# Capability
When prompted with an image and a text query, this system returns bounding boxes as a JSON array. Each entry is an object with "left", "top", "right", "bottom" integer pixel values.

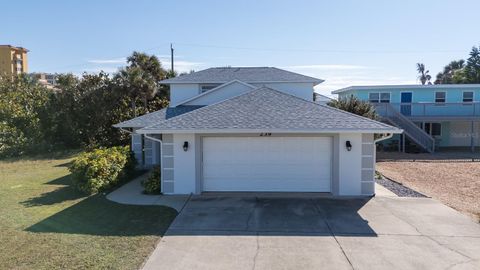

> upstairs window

[
  {"left": 463, "top": 91, "right": 474, "bottom": 103},
  {"left": 368, "top": 92, "right": 390, "bottom": 103},
  {"left": 368, "top": 93, "right": 380, "bottom": 103},
  {"left": 199, "top": 84, "right": 221, "bottom": 93},
  {"left": 380, "top": 93, "right": 390, "bottom": 103},
  {"left": 435, "top": 92, "right": 446, "bottom": 103}
]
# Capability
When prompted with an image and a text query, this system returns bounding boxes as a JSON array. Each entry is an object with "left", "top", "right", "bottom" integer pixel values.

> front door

[{"left": 400, "top": 92, "right": 412, "bottom": 116}]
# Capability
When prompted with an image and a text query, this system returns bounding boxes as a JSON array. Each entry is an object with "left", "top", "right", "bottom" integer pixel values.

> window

[
  {"left": 424, "top": 123, "right": 441, "bottom": 136},
  {"left": 463, "top": 91, "right": 474, "bottom": 102},
  {"left": 435, "top": 92, "right": 446, "bottom": 103},
  {"left": 200, "top": 84, "right": 221, "bottom": 93},
  {"left": 369, "top": 92, "right": 390, "bottom": 103},
  {"left": 380, "top": 93, "right": 390, "bottom": 103},
  {"left": 368, "top": 93, "right": 380, "bottom": 103}
]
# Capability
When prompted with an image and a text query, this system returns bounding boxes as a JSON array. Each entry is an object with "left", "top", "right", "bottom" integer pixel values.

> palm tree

[
  {"left": 434, "top": 60, "right": 465, "bottom": 84},
  {"left": 327, "top": 95, "right": 378, "bottom": 120},
  {"left": 416, "top": 63, "right": 432, "bottom": 85},
  {"left": 115, "top": 52, "right": 168, "bottom": 116}
]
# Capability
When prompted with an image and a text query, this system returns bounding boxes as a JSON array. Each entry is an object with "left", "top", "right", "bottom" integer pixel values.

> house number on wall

[{"left": 259, "top": 133, "right": 272, "bottom": 136}]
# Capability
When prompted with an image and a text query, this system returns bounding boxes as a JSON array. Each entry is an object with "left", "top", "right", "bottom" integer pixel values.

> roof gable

[
  {"left": 161, "top": 67, "right": 324, "bottom": 85},
  {"left": 175, "top": 80, "right": 256, "bottom": 106}
]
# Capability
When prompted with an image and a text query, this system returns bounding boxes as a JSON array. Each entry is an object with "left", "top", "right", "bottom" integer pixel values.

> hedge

[
  {"left": 142, "top": 165, "right": 161, "bottom": 194},
  {"left": 69, "top": 146, "right": 136, "bottom": 194}
]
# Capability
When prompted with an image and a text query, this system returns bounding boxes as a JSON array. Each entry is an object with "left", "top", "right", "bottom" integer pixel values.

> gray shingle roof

[
  {"left": 138, "top": 87, "right": 401, "bottom": 133},
  {"left": 113, "top": 106, "right": 203, "bottom": 128},
  {"left": 160, "top": 67, "right": 324, "bottom": 85}
]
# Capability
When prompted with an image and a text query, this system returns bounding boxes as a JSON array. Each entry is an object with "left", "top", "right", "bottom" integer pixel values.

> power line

[{"left": 173, "top": 42, "right": 464, "bottom": 54}]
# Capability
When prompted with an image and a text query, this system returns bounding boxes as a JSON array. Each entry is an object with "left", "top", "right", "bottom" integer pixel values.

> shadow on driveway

[{"left": 167, "top": 196, "right": 377, "bottom": 237}]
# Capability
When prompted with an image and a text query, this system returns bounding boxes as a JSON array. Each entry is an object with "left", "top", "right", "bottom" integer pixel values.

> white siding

[
  {"left": 337, "top": 133, "right": 362, "bottom": 196},
  {"left": 169, "top": 84, "right": 199, "bottom": 106},
  {"left": 173, "top": 133, "right": 197, "bottom": 194},
  {"left": 183, "top": 81, "right": 253, "bottom": 106}
]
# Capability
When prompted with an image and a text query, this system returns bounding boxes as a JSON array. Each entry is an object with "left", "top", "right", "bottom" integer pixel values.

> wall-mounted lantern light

[
  {"left": 346, "top": 141, "right": 352, "bottom": 151},
  {"left": 183, "top": 141, "right": 189, "bottom": 151}
]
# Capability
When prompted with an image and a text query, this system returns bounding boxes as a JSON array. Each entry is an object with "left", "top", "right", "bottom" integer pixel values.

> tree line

[
  {"left": 0, "top": 52, "right": 172, "bottom": 157},
  {"left": 417, "top": 45, "right": 480, "bottom": 85}
]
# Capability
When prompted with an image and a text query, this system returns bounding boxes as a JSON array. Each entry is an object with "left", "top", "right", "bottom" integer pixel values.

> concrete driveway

[{"left": 143, "top": 195, "right": 480, "bottom": 270}]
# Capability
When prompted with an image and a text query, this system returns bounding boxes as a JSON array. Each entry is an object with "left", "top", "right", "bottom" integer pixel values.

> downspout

[{"left": 144, "top": 134, "right": 164, "bottom": 193}]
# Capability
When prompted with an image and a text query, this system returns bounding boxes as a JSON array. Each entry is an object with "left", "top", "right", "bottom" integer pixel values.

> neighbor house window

[
  {"left": 424, "top": 123, "right": 441, "bottom": 136},
  {"left": 368, "top": 93, "right": 380, "bottom": 103},
  {"left": 463, "top": 91, "right": 474, "bottom": 102},
  {"left": 368, "top": 92, "right": 390, "bottom": 103},
  {"left": 199, "top": 84, "right": 221, "bottom": 93},
  {"left": 435, "top": 92, "right": 446, "bottom": 103},
  {"left": 380, "top": 93, "right": 390, "bottom": 103}
]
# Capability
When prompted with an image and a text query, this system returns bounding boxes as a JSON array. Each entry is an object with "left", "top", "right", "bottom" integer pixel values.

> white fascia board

[
  {"left": 164, "top": 80, "right": 324, "bottom": 85},
  {"left": 136, "top": 128, "right": 403, "bottom": 134},
  {"left": 172, "top": 80, "right": 256, "bottom": 107},
  {"left": 332, "top": 84, "right": 480, "bottom": 94}
]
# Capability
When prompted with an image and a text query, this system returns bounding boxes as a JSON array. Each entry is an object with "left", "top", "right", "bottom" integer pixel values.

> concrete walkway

[
  {"left": 142, "top": 194, "right": 480, "bottom": 270},
  {"left": 106, "top": 174, "right": 189, "bottom": 212}
]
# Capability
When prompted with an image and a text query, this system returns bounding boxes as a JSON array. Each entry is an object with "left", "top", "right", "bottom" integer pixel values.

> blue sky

[{"left": 2, "top": 0, "right": 479, "bottom": 95}]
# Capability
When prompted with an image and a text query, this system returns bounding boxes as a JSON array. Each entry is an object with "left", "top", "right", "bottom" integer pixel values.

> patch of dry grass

[{"left": 376, "top": 152, "right": 480, "bottom": 222}]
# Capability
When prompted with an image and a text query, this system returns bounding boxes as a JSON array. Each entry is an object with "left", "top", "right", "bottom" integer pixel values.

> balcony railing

[{"left": 372, "top": 102, "right": 480, "bottom": 118}]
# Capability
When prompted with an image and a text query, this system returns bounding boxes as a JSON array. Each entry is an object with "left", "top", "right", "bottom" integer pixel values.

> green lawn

[{"left": 0, "top": 153, "right": 177, "bottom": 270}]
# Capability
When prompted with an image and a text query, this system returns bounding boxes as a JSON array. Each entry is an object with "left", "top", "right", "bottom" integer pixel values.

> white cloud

[
  {"left": 284, "top": 64, "right": 416, "bottom": 97},
  {"left": 285, "top": 64, "right": 371, "bottom": 70},
  {"left": 83, "top": 66, "right": 121, "bottom": 74}
]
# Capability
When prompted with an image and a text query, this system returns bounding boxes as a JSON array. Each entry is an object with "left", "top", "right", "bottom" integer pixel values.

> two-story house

[
  {"left": 332, "top": 84, "right": 480, "bottom": 152},
  {"left": 115, "top": 67, "right": 400, "bottom": 196}
]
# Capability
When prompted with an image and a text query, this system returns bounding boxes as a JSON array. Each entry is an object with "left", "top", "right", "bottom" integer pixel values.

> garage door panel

[{"left": 203, "top": 137, "right": 332, "bottom": 192}]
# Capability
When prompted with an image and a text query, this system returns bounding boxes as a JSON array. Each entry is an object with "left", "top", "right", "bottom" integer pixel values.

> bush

[
  {"left": 69, "top": 146, "right": 136, "bottom": 194},
  {"left": 142, "top": 165, "right": 161, "bottom": 194}
]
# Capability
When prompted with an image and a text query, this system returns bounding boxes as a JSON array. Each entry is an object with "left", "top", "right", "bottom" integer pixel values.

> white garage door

[{"left": 202, "top": 137, "right": 332, "bottom": 192}]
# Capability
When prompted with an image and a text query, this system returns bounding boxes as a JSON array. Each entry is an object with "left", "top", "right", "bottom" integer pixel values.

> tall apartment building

[{"left": 0, "top": 45, "right": 29, "bottom": 76}]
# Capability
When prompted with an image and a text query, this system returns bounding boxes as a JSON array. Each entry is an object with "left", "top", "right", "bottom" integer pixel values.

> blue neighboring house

[{"left": 332, "top": 84, "right": 480, "bottom": 153}]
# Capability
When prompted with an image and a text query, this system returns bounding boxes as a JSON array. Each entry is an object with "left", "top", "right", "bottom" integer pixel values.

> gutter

[
  {"left": 136, "top": 128, "right": 403, "bottom": 135},
  {"left": 374, "top": 133, "right": 394, "bottom": 143},
  {"left": 118, "top": 127, "right": 133, "bottom": 134}
]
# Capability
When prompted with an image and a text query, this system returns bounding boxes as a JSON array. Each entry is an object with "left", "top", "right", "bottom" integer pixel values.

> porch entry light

[
  {"left": 346, "top": 141, "right": 352, "bottom": 151},
  {"left": 183, "top": 141, "right": 189, "bottom": 151}
]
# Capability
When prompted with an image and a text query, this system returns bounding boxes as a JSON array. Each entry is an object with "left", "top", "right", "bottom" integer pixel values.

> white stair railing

[{"left": 375, "top": 103, "right": 435, "bottom": 152}]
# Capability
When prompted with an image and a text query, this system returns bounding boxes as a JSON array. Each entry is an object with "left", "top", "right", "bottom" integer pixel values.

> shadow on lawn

[
  {"left": 21, "top": 175, "right": 84, "bottom": 207},
  {"left": 25, "top": 194, "right": 177, "bottom": 236},
  {"left": 23, "top": 174, "right": 177, "bottom": 236}
]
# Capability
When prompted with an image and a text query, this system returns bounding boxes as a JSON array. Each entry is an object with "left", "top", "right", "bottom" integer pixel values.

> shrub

[
  {"left": 142, "top": 165, "right": 161, "bottom": 194},
  {"left": 69, "top": 146, "right": 136, "bottom": 194}
]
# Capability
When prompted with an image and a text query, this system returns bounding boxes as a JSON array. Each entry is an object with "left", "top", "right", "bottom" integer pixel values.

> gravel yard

[{"left": 376, "top": 152, "right": 480, "bottom": 222}]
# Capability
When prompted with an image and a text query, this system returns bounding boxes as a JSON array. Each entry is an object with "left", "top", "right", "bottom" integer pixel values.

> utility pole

[{"left": 170, "top": 43, "right": 174, "bottom": 73}]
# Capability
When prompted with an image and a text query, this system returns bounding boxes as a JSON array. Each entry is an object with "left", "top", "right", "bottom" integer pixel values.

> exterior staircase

[{"left": 375, "top": 103, "right": 435, "bottom": 153}]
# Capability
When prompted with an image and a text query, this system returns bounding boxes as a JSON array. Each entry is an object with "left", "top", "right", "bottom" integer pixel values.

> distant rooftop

[
  {"left": 0, "top": 45, "right": 29, "bottom": 52},
  {"left": 160, "top": 67, "right": 324, "bottom": 85},
  {"left": 332, "top": 84, "right": 480, "bottom": 94}
]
